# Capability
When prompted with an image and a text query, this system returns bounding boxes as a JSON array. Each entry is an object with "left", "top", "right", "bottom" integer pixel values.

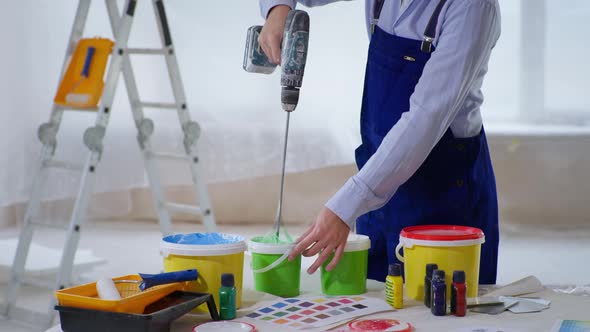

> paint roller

[
  {"left": 96, "top": 278, "right": 123, "bottom": 300},
  {"left": 96, "top": 269, "right": 198, "bottom": 300},
  {"left": 65, "top": 45, "right": 96, "bottom": 105}
]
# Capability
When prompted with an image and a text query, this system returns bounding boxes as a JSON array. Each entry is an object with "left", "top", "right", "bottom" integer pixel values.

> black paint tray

[{"left": 55, "top": 291, "right": 220, "bottom": 332}]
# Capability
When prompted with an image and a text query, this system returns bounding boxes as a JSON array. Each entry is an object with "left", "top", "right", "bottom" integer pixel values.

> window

[{"left": 482, "top": 0, "right": 590, "bottom": 126}]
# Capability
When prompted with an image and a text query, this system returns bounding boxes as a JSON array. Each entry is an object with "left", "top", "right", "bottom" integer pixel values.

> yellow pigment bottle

[{"left": 385, "top": 263, "right": 403, "bottom": 309}]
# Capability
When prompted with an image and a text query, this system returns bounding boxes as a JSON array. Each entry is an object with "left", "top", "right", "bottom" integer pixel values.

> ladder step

[
  {"left": 126, "top": 48, "right": 168, "bottom": 55},
  {"left": 139, "top": 102, "right": 177, "bottom": 109},
  {"left": 165, "top": 203, "right": 202, "bottom": 216},
  {"left": 151, "top": 152, "right": 188, "bottom": 161},
  {"left": 56, "top": 105, "right": 99, "bottom": 112},
  {"left": 44, "top": 160, "right": 85, "bottom": 171},
  {"left": 30, "top": 220, "right": 69, "bottom": 230}
]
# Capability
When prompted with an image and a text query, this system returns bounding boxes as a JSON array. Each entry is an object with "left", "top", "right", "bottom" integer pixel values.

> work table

[{"left": 175, "top": 282, "right": 590, "bottom": 331}]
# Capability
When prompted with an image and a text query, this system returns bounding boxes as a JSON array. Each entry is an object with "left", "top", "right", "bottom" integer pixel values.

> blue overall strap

[
  {"left": 421, "top": 0, "right": 448, "bottom": 53},
  {"left": 371, "top": 0, "right": 386, "bottom": 34}
]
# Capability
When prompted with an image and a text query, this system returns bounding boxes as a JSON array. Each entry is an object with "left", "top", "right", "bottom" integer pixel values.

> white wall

[
  {"left": 0, "top": 0, "right": 368, "bottom": 208},
  {"left": 0, "top": 2, "right": 33, "bottom": 207}
]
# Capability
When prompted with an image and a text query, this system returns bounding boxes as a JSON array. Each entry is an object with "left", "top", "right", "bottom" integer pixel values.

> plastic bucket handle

[
  {"left": 395, "top": 242, "right": 405, "bottom": 263},
  {"left": 396, "top": 236, "right": 485, "bottom": 263},
  {"left": 251, "top": 248, "right": 292, "bottom": 274}
]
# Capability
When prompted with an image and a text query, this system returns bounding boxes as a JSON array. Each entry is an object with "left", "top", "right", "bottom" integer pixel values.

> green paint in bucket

[
  {"left": 248, "top": 236, "right": 301, "bottom": 298},
  {"left": 321, "top": 234, "right": 370, "bottom": 295}
]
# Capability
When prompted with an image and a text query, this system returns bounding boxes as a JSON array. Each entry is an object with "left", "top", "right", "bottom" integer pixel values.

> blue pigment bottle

[
  {"left": 424, "top": 263, "right": 438, "bottom": 308},
  {"left": 219, "top": 273, "right": 236, "bottom": 320},
  {"left": 431, "top": 269, "right": 447, "bottom": 316}
]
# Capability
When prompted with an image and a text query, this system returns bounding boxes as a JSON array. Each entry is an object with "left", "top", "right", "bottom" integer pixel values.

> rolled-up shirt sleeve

[
  {"left": 326, "top": 0, "right": 501, "bottom": 228},
  {"left": 260, "top": 0, "right": 345, "bottom": 18},
  {"left": 260, "top": 0, "right": 296, "bottom": 18}
]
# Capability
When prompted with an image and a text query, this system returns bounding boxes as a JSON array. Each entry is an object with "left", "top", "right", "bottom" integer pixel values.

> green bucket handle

[{"left": 252, "top": 248, "right": 292, "bottom": 274}]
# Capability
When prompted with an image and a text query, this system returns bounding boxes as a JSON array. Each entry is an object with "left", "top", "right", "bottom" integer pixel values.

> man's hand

[
  {"left": 259, "top": 5, "right": 291, "bottom": 64},
  {"left": 288, "top": 207, "right": 350, "bottom": 274}
]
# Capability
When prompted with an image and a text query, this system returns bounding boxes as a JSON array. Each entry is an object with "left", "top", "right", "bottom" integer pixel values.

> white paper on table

[
  {"left": 499, "top": 296, "right": 551, "bottom": 314},
  {"left": 485, "top": 276, "right": 544, "bottom": 297},
  {"left": 470, "top": 298, "right": 519, "bottom": 315}
]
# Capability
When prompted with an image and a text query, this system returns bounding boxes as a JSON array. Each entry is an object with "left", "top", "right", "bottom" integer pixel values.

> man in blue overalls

[{"left": 259, "top": 0, "right": 500, "bottom": 284}]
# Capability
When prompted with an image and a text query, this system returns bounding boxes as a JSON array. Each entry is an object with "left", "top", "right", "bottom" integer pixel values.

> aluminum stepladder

[{"left": 2, "top": 0, "right": 216, "bottom": 328}]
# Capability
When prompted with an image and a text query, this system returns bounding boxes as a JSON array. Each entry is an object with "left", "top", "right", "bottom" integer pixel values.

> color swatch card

[
  {"left": 550, "top": 320, "right": 590, "bottom": 332},
  {"left": 456, "top": 328, "right": 520, "bottom": 332},
  {"left": 243, "top": 296, "right": 393, "bottom": 330}
]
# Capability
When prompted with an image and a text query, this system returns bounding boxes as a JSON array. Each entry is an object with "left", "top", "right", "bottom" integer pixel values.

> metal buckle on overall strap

[
  {"left": 421, "top": 36, "right": 434, "bottom": 53},
  {"left": 421, "top": 0, "right": 448, "bottom": 53},
  {"left": 371, "top": 18, "right": 379, "bottom": 34}
]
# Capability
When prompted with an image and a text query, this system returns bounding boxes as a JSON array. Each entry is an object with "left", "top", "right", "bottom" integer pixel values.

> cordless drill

[
  {"left": 244, "top": 9, "right": 310, "bottom": 111},
  {"left": 243, "top": 10, "right": 310, "bottom": 235}
]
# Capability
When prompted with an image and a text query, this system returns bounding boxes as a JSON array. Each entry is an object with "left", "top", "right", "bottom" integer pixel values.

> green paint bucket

[
  {"left": 321, "top": 234, "right": 371, "bottom": 295},
  {"left": 248, "top": 236, "right": 301, "bottom": 297}
]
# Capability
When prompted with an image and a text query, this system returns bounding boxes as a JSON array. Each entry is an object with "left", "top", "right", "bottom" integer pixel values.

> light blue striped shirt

[{"left": 260, "top": 0, "right": 501, "bottom": 228}]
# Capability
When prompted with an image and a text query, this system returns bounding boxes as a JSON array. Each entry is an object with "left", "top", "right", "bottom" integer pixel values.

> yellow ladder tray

[{"left": 54, "top": 37, "right": 114, "bottom": 109}]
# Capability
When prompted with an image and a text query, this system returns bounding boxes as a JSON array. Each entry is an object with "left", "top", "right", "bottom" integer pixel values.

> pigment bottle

[
  {"left": 385, "top": 263, "right": 404, "bottom": 309},
  {"left": 219, "top": 273, "right": 237, "bottom": 320},
  {"left": 431, "top": 269, "right": 447, "bottom": 316},
  {"left": 451, "top": 270, "right": 467, "bottom": 316},
  {"left": 424, "top": 263, "right": 438, "bottom": 308}
]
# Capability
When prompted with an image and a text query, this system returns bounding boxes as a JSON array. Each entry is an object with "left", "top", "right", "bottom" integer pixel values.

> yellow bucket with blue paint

[
  {"left": 160, "top": 233, "right": 246, "bottom": 312},
  {"left": 395, "top": 225, "right": 485, "bottom": 300}
]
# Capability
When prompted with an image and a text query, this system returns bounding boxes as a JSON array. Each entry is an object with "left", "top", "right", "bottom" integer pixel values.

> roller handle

[
  {"left": 138, "top": 269, "right": 198, "bottom": 291},
  {"left": 81, "top": 46, "right": 96, "bottom": 77}
]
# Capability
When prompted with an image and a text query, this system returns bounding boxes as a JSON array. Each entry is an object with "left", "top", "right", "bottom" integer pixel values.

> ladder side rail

[
  {"left": 3, "top": 0, "right": 93, "bottom": 318},
  {"left": 105, "top": 0, "right": 173, "bottom": 235},
  {"left": 51, "top": 0, "right": 139, "bottom": 324},
  {"left": 151, "top": 0, "right": 216, "bottom": 231}
]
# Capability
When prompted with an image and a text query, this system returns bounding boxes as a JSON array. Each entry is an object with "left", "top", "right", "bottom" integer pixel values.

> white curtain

[
  {"left": 1, "top": 0, "right": 589, "bottom": 213},
  {"left": 0, "top": 0, "right": 367, "bottom": 212}
]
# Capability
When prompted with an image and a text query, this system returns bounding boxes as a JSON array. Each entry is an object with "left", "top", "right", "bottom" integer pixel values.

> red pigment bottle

[{"left": 450, "top": 270, "right": 466, "bottom": 317}]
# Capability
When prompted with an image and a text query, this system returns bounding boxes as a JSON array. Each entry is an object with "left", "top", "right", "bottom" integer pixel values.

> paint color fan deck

[{"left": 243, "top": 296, "right": 393, "bottom": 330}]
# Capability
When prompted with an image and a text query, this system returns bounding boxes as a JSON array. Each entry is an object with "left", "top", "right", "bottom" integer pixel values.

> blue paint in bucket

[
  {"left": 163, "top": 233, "right": 243, "bottom": 245},
  {"left": 160, "top": 233, "right": 247, "bottom": 312}
]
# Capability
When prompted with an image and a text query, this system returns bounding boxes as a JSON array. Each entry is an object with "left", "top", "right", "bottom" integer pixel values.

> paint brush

[{"left": 96, "top": 269, "right": 198, "bottom": 300}]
